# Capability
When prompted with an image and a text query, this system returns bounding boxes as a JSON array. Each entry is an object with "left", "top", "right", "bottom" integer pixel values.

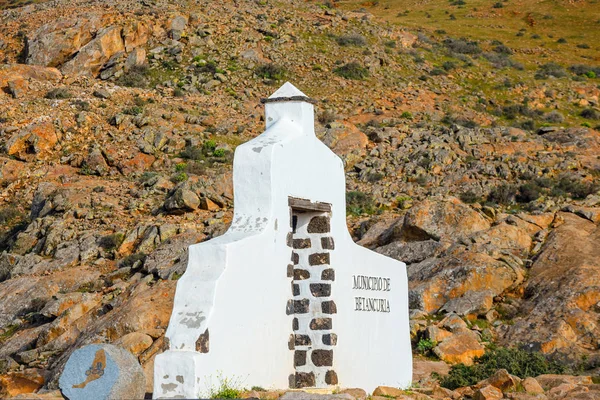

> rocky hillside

[{"left": 0, "top": 0, "right": 599, "bottom": 398}]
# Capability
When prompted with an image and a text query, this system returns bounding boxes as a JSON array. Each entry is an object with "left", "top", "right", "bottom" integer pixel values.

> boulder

[
  {"left": 59, "top": 344, "right": 145, "bottom": 400},
  {"left": 0, "top": 64, "right": 62, "bottom": 87},
  {"left": 0, "top": 368, "right": 46, "bottom": 398},
  {"left": 26, "top": 15, "right": 103, "bottom": 67},
  {"left": 114, "top": 332, "right": 154, "bottom": 357},
  {"left": 473, "top": 385, "right": 503, "bottom": 400},
  {"left": 534, "top": 374, "right": 593, "bottom": 390},
  {"left": 339, "top": 388, "right": 367, "bottom": 399},
  {"left": 433, "top": 330, "right": 485, "bottom": 365},
  {"left": 376, "top": 239, "right": 444, "bottom": 265},
  {"left": 0, "top": 157, "right": 26, "bottom": 186},
  {"left": 125, "top": 47, "right": 146, "bottom": 70},
  {"left": 61, "top": 25, "right": 125, "bottom": 77},
  {"left": 409, "top": 249, "right": 522, "bottom": 314},
  {"left": 143, "top": 230, "right": 204, "bottom": 279},
  {"left": 123, "top": 21, "right": 150, "bottom": 52},
  {"left": 168, "top": 14, "right": 188, "bottom": 40},
  {"left": 521, "top": 377, "right": 544, "bottom": 394},
  {"left": 84, "top": 147, "right": 110, "bottom": 176},
  {"left": 401, "top": 197, "right": 490, "bottom": 242},
  {"left": 474, "top": 369, "right": 521, "bottom": 392},
  {"left": 412, "top": 360, "right": 450, "bottom": 383},
  {"left": 321, "top": 121, "right": 368, "bottom": 169},
  {"left": 498, "top": 213, "right": 600, "bottom": 363},
  {"left": 372, "top": 386, "right": 405, "bottom": 397},
  {"left": 6, "top": 118, "right": 59, "bottom": 161},
  {"left": 164, "top": 184, "right": 200, "bottom": 212}
]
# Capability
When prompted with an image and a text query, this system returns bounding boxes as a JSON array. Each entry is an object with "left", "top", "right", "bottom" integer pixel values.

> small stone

[
  {"left": 309, "top": 253, "right": 330, "bottom": 265},
  {"left": 321, "top": 300, "right": 337, "bottom": 314},
  {"left": 293, "top": 372, "right": 315, "bottom": 388},
  {"left": 307, "top": 216, "right": 330, "bottom": 233},
  {"left": 321, "top": 268, "right": 335, "bottom": 281},
  {"left": 311, "top": 349, "right": 333, "bottom": 366},
  {"left": 310, "top": 283, "right": 331, "bottom": 297},
  {"left": 293, "top": 238, "right": 311, "bottom": 249},
  {"left": 325, "top": 370, "right": 338, "bottom": 385},
  {"left": 309, "top": 318, "right": 332, "bottom": 330},
  {"left": 292, "top": 283, "right": 300, "bottom": 296},
  {"left": 322, "top": 333, "right": 337, "bottom": 346},
  {"left": 293, "top": 299, "right": 309, "bottom": 313},
  {"left": 293, "top": 269, "right": 310, "bottom": 280},
  {"left": 321, "top": 237, "right": 335, "bottom": 250},
  {"left": 294, "top": 351, "right": 306, "bottom": 367},
  {"left": 93, "top": 89, "right": 111, "bottom": 99},
  {"left": 294, "top": 335, "right": 311, "bottom": 346}
]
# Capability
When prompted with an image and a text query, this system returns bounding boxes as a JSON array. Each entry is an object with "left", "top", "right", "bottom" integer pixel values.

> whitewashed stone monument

[{"left": 153, "top": 83, "right": 412, "bottom": 399}]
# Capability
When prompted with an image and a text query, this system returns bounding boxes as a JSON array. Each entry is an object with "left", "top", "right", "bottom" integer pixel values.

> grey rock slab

[{"left": 59, "top": 344, "right": 145, "bottom": 400}]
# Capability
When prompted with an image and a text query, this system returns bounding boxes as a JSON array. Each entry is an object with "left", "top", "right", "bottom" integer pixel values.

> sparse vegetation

[
  {"left": 44, "top": 88, "right": 72, "bottom": 99},
  {"left": 335, "top": 33, "right": 367, "bottom": 47},
  {"left": 255, "top": 63, "right": 286, "bottom": 81},
  {"left": 333, "top": 62, "right": 369, "bottom": 80},
  {"left": 346, "top": 191, "right": 377, "bottom": 215},
  {"left": 439, "top": 347, "right": 566, "bottom": 390}
]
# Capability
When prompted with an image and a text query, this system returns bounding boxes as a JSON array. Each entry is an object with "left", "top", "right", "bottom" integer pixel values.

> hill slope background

[{"left": 0, "top": 0, "right": 599, "bottom": 397}]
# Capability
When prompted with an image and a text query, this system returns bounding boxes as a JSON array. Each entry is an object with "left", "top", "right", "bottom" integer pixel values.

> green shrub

[
  {"left": 116, "top": 65, "right": 150, "bottom": 88},
  {"left": 123, "top": 106, "right": 144, "bottom": 116},
  {"left": 255, "top": 63, "right": 286, "bottom": 80},
  {"left": 334, "top": 62, "right": 369, "bottom": 80},
  {"left": 416, "top": 338, "right": 437, "bottom": 355},
  {"left": 118, "top": 253, "right": 147, "bottom": 269},
  {"left": 580, "top": 108, "right": 600, "bottom": 120},
  {"left": 401, "top": 111, "right": 413, "bottom": 119},
  {"left": 171, "top": 172, "right": 188, "bottom": 183},
  {"left": 551, "top": 176, "right": 599, "bottom": 199},
  {"left": 0, "top": 205, "right": 21, "bottom": 225},
  {"left": 543, "top": 111, "right": 564, "bottom": 123},
  {"left": 45, "top": 88, "right": 72, "bottom": 99},
  {"left": 460, "top": 190, "right": 481, "bottom": 204},
  {"left": 516, "top": 182, "right": 542, "bottom": 203},
  {"left": 346, "top": 191, "right": 377, "bottom": 215},
  {"left": 213, "top": 148, "right": 226, "bottom": 157},
  {"left": 208, "top": 376, "right": 244, "bottom": 399},
  {"left": 443, "top": 38, "right": 481, "bottom": 54},
  {"left": 99, "top": 233, "right": 124, "bottom": 251},
  {"left": 439, "top": 347, "right": 566, "bottom": 390},
  {"left": 318, "top": 110, "right": 337, "bottom": 125},
  {"left": 488, "top": 183, "right": 517, "bottom": 205},
  {"left": 535, "top": 62, "right": 567, "bottom": 79},
  {"left": 336, "top": 33, "right": 367, "bottom": 46}
]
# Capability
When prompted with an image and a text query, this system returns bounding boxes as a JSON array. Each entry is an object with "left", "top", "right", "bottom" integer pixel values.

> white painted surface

[{"left": 153, "top": 83, "right": 412, "bottom": 399}]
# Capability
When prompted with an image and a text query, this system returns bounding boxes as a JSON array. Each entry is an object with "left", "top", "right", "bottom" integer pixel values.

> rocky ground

[{"left": 0, "top": 0, "right": 599, "bottom": 398}]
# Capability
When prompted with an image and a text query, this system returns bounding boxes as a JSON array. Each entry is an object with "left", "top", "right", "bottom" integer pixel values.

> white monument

[{"left": 153, "top": 83, "right": 412, "bottom": 399}]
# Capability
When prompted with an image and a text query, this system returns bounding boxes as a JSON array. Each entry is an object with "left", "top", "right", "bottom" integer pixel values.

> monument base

[{"left": 154, "top": 350, "right": 202, "bottom": 399}]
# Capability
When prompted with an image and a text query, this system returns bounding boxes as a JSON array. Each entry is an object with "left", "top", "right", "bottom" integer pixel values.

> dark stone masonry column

[{"left": 287, "top": 210, "right": 337, "bottom": 388}]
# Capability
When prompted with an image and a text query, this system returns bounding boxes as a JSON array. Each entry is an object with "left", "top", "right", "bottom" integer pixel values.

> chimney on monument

[{"left": 262, "top": 82, "right": 316, "bottom": 135}]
